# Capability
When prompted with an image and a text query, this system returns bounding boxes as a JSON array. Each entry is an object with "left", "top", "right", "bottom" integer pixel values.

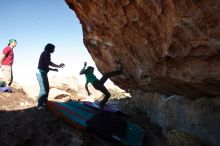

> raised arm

[{"left": 79, "top": 61, "right": 87, "bottom": 75}]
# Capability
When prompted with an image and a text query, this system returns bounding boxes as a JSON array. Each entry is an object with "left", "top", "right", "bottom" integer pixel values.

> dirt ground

[{"left": 0, "top": 88, "right": 167, "bottom": 146}]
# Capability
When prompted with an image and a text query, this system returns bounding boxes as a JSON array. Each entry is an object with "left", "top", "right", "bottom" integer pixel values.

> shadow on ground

[{"left": 0, "top": 90, "right": 168, "bottom": 146}]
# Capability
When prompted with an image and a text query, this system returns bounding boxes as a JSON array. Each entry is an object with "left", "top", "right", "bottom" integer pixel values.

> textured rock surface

[
  {"left": 130, "top": 90, "right": 220, "bottom": 146},
  {"left": 65, "top": 1, "right": 220, "bottom": 145},
  {"left": 65, "top": 0, "right": 220, "bottom": 98}
]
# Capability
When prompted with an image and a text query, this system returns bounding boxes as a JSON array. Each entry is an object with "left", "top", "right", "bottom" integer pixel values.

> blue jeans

[{"left": 36, "top": 71, "right": 49, "bottom": 107}]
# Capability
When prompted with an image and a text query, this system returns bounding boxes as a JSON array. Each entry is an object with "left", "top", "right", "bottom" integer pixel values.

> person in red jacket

[{"left": 0, "top": 39, "right": 17, "bottom": 86}]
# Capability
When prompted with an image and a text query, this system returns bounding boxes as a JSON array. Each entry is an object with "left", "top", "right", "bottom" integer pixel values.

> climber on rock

[{"left": 80, "top": 61, "right": 123, "bottom": 109}]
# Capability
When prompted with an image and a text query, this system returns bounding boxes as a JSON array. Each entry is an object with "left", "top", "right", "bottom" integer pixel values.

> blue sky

[{"left": 0, "top": 0, "right": 99, "bottom": 84}]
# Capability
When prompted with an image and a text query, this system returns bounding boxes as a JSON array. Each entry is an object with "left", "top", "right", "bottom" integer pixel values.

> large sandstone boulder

[
  {"left": 65, "top": 1, "right": 220, "bottom": 145},
  {"left": 65, "top": 0, "right": 220, "bottom": 98}
]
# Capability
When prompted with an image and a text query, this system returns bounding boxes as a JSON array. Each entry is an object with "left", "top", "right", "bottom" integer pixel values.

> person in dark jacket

[
  {"left": 80, "top": 61, "right": 123, "bottom": 109},
  {"left": 36, "top": 43, "right": 65, "bottom": 110}
]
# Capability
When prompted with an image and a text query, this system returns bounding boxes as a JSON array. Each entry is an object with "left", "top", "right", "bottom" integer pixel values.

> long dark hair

[{"left": 44, "top": 43, "right": 55, "bottom": 53}]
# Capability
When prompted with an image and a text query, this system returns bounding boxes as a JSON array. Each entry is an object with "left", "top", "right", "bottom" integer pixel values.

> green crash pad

[{"left": 47, "top": 100, "right": 145, "bottom": 146}]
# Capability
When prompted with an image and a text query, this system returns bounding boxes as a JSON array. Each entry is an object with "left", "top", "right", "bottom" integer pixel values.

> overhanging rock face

[{"left": 65, "top": 0, "right": 220, "bottom": 98}]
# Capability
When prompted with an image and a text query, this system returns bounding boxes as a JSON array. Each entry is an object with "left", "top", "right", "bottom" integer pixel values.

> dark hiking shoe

[
  {"left": 115, "top": 60, "right": 123, "bottom": 74},
  {"left": 38, "top": 106, "right": 45, "bottom": 110},
  {"left": 37, "top": 104, "right": 46, "bottom": 110},
  {"left": 119, "top": 64, "right": 123, "bottom": 74}
]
